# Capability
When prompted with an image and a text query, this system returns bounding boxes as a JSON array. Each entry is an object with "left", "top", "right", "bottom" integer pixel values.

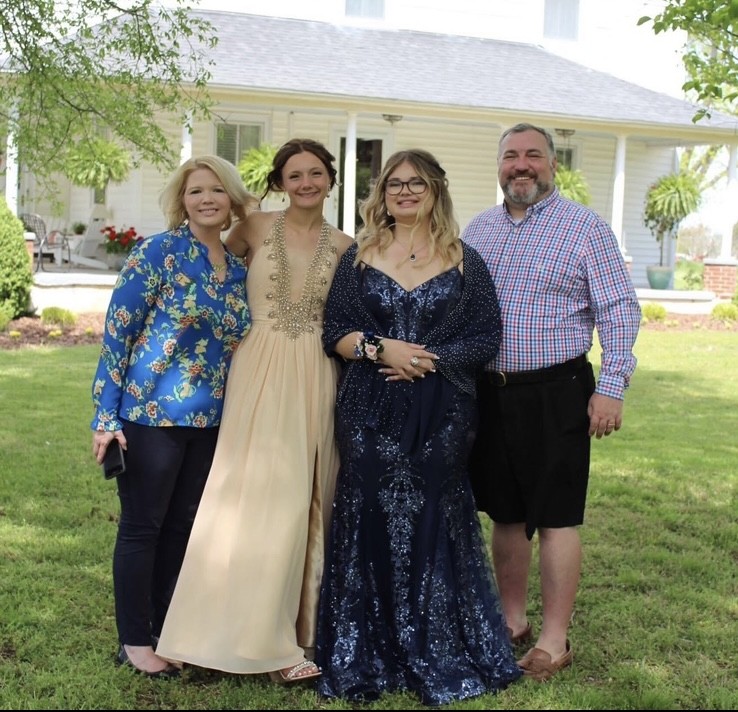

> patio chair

[
  {"left": 66, "top": 208, "right": 109, "bottom": 270},
  {"left": 21, "top": 213, "right": 72, "bottom": 272}
]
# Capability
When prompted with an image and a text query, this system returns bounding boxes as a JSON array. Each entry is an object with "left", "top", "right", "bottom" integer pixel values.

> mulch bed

[
  {"left": 0, "top": 311, "right": 735, "bottom": 350},
  {"left": 0, "top": 312, "right": 106, "bottom": 349}
]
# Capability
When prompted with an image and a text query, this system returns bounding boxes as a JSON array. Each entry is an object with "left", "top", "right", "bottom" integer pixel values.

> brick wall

[{"left": 703, "top": 260, "right": 737, "bottom": 299}]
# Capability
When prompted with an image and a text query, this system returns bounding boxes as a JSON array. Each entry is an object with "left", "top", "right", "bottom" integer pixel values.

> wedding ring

[{"left": 410, "top": 356, "right": 420, "bottom": 367}]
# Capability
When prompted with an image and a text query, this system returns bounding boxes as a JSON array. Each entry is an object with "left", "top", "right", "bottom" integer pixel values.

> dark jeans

[{"left": 113, "top": 420, "right": 218, "bottom": 646}]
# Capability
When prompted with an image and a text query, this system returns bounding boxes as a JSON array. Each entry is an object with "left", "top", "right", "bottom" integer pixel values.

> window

[
  {"left": 345, "top": 0, "right": 384, "bottom": 19},
  {"left": 556, "top": 147, "right": 574, "bottom": 169},
  {"left": 215, "top": 123, "right": 262, "bottom": 165},
  {"left": 544, "top": 0, "right": 579, "bottom": 40}
]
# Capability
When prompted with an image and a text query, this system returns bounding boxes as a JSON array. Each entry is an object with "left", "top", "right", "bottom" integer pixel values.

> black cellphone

[{"left": 102, "top": 441, "right": 126, "bottom": 480}]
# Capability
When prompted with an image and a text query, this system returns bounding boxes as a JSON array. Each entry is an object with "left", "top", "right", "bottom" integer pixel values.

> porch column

[
  {"left": 610, "top": 134, "right": 626, "bottom": 251},
  {"left": 612, "top": 134, "right": 632, "bottom": 271},
  {"left": 342, "top": 112, "right": 358, "bottom": 238},
  {"left": 180, "top": 112, "right": 193, "bottom": 164}
]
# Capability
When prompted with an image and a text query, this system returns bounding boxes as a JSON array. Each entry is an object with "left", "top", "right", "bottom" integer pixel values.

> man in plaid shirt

[{"left": 463, "top": 122, "right": 641, "bottom": 682}]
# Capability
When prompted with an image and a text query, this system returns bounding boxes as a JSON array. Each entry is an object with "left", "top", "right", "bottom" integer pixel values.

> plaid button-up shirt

[{"left": 462, "top": 189, "right": 640, "bottom": 400}]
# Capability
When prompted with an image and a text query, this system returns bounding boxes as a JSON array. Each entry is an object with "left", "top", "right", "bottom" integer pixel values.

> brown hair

[{"left": 262, "top": 138, "right": 338, "bottom": 201}]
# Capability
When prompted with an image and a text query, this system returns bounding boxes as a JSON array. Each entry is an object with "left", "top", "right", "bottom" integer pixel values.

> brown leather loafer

[
  {"left": 517, "top": 639, "right": 573, "bottom": 681},
  {"left": 506, "top": 622, "right": 533, "bottom": 648}
]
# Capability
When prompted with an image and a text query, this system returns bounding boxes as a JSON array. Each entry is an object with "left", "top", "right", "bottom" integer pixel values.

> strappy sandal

[{"left": 268, "top": 659, "right": 321, "bottom": 684}]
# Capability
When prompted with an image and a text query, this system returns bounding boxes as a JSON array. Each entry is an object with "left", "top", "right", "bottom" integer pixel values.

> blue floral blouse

[{"left": 91, "top": 225, "right": 251, "bottom": 432}]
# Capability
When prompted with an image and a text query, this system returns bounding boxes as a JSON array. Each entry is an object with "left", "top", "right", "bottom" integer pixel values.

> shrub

[
  {"left": 0, "top": 300, "right": 15, "bottom": 331},
  {"left": 41, "top": 306, "right": 77, "bottom": 328},
  {"left": 641, "top": 302, "right": 668, "bottom": 322},
  {"left": 711, "top": 303, "right": 738, "bottom": 323},
  {"left": 0, "top": 197, "right": 33, "bottom": 318}
]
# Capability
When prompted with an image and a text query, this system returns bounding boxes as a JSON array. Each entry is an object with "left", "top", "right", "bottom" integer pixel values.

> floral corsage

[{"left": 354, "top": 331, "right": 384, "bottom": 361}]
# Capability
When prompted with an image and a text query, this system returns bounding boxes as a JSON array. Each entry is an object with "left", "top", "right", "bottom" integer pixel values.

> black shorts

[{"left": 468, "top": 358, "right": 595, "bottom": 540}]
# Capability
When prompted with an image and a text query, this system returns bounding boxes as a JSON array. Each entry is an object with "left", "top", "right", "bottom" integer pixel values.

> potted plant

[
  {"left": 238, "top": 143, "right": 278, "bottom": 197},
  {"left": 643, "top": 172, "right": 702, "bottom": 289},
  {"left": 71, "top": 221, "right": 87, "bottom": 235},
  {"left": 100, "top": 225, "right": 142, "bottom": 270},
  {"left": 62, "top": 138, "right": 132, "bottom": 193},
  {"left": 555, "top": 166, "right": 591, "bottom": 205}
]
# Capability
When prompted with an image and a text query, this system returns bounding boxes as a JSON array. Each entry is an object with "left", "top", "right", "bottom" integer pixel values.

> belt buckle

[{"left": 493, "top": 370, "right": 507, "bottom": 387}]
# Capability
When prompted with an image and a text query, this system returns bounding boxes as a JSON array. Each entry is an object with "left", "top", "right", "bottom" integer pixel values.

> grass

[{"left": 0, "top": 332, "right": 737, "bottom": 710}]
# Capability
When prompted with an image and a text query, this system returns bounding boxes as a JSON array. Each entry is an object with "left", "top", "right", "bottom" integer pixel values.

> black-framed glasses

[{"left": 385, "top": 178, "right": 428, "bottom": 195}]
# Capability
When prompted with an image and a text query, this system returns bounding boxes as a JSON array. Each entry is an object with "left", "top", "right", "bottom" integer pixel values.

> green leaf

[{"left": 237, "top": 144, "right": 278, "bottom": 195}]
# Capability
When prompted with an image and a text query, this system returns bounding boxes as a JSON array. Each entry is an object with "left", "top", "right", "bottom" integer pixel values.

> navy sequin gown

[{"left": 316, "top": 254, "right": 522, "bottom": 706}]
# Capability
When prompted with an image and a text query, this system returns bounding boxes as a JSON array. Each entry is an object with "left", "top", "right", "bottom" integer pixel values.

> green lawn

[{"left": 0, "top": 331, "right": 736, "bottom": 710}]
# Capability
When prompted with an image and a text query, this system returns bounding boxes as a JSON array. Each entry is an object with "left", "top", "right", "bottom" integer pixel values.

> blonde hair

[
  {"left": 354, "top": 149, "right": 461, "bottom": 266},
  {"left": 159, "top": 155, "right": 259, "bottom": 231}
]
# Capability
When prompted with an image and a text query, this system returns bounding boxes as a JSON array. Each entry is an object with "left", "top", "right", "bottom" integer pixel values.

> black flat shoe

[{"left": 115, "top": 645, "right": 180, "bottom": 679}]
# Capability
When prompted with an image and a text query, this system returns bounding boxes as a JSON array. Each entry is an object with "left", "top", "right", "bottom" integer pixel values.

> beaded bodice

[{"left": 262, "top": 211, "right": 338, "bottom": 339}]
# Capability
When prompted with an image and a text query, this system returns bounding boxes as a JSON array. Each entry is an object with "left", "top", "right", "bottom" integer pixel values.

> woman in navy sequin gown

[{"left": 316, "top": 150, "right": 522, "bottom": 706}]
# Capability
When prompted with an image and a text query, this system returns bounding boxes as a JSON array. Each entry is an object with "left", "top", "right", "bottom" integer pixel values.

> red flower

[{"left": 101, "top": 225, "right": 143, "bottom": 254}]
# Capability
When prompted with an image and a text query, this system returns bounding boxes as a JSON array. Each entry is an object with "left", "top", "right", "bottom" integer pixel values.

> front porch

[
  {"left": 29, "top": 265, "right": 725, "bottom": 316},
  {"left": 31, "top": 265, "right": 119, "bottom": 314}
]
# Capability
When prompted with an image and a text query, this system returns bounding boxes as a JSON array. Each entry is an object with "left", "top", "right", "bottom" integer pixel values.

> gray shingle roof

[{"left": 196, "top": 11, "right": 738, "bottom": 135}]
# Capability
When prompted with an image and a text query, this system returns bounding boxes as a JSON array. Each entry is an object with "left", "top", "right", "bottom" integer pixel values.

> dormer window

[
  {"left": 346, "top": 0, "right": 384, "bottom": 19},
  {"left": 544, "top": 0, "right": 579, "bottom": 40}
]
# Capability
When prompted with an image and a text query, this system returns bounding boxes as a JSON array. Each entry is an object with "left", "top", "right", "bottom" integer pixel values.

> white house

[{"left": 11, "top": 1, "right": 738, "bottom": 289}]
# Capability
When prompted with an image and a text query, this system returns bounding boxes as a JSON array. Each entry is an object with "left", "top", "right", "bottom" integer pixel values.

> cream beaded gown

[{"left": 156, "top": 212, "right": 341, "bottom": 673}]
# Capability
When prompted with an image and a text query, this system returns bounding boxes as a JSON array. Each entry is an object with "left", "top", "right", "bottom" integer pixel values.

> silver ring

[{"left": 410, "top": 356, "right": 420, "bottom": 367}]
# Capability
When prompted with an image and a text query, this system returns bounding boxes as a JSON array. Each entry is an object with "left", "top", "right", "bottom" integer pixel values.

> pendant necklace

[{"left": 395, "top": 233, "right": 422, "bottom": 262}]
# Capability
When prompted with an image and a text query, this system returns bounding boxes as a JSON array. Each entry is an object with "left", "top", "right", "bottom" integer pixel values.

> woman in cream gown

[{"left": 156, "top": 139, "right": 352, "bottom": 682}]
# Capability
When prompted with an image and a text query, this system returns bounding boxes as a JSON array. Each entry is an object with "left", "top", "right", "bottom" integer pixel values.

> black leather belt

[{"left": 485, "top": 355, "right": 588, "bottom": 387}]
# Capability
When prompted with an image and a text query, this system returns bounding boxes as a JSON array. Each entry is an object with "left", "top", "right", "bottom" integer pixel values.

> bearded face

[
  {"left": 501, "top": 172, "right": 554, "bottom": 206},
  {"left": 497, "top": 130, "right": 557, "bottom": 209}
]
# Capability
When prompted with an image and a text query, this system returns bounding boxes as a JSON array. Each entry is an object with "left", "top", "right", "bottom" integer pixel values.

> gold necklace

[
  {"left": 212, "top": 262, "right": 227, "bottom": 272},
  {"left": 265, "top": 211, "right": 337, "bottom": 339}
]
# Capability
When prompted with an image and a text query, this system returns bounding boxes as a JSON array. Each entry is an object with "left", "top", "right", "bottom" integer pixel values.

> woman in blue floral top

[{"left": 91, "top": 155, "right": 258, "bottom": 677}]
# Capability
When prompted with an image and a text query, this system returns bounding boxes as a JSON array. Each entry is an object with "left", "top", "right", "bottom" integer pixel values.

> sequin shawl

[{"left": 322, "top": 242, "right": 502, "bottom": 396}]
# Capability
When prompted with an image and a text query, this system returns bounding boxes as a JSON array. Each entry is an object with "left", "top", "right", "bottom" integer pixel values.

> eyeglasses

[{"left": 385, "top": 178, "right": 428, "bottom": 195}]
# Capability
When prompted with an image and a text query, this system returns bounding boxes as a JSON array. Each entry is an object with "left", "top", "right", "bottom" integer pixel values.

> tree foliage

[
  {"left": 0, "top": 0, "right": 218, "bottom": 189},
  {"left": 638, "top": 0, "right": 738, "bottom": 121}
]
